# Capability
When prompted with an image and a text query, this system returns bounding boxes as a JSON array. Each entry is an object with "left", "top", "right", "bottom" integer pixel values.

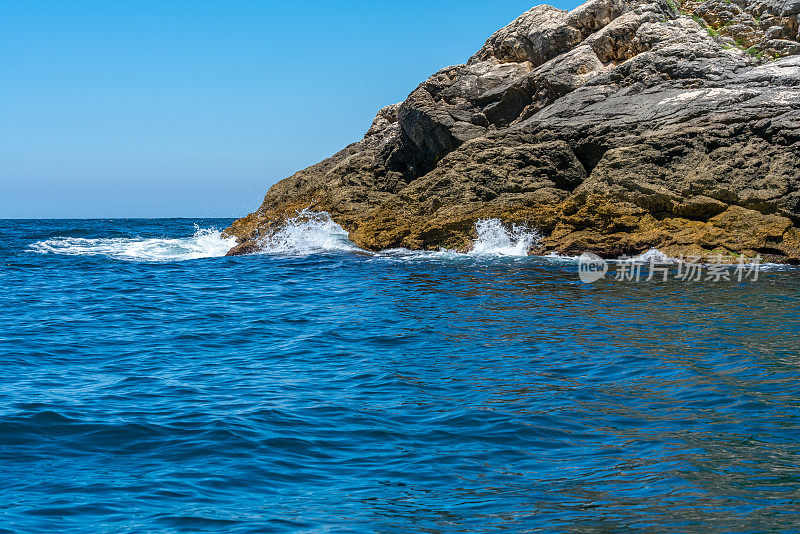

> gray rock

[
  {"left": 780, "top": 0, "right": 800, "bottom": 16},
  {"left": 226, "top": 0, "right": 800, "bottom": 262}
]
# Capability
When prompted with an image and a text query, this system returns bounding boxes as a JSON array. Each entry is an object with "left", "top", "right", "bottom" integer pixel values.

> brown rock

[{"left": 225, "top": 0, "right": 800, "bottom": 263}]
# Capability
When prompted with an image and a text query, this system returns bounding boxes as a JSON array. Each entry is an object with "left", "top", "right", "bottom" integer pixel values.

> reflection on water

[
  {"left": 365, "top": 259, "right": 800, "bottom": 531},
  {"left": 1, "top": 219, "right": 799, "bottom": 533}
]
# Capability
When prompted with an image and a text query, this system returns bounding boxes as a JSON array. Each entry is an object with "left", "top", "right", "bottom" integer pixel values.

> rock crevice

[{"left": 226, "top": 0, "right": 800, "bottom": 262}]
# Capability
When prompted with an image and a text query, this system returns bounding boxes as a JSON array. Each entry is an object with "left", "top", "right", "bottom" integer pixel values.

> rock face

[{"left": 226, "top": 0, "right": 800, "bottom": 262}]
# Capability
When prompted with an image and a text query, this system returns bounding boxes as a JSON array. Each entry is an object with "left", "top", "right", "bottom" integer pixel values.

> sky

[{"left": 1, "top": 0, "right": 578, "bottom": 219}]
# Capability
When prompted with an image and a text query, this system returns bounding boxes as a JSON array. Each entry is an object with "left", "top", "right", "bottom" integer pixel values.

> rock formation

[{"left": 225, "top": 0, "right": 800, "bottom": 262}]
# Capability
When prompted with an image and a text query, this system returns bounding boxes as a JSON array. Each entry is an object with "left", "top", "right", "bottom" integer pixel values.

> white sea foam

[
  {"left": 469, "top": 219, "right": 541, "bottom": 256},
  {"left": 542, "top": 252, "right": 581, "bottom": 262},
  {"left": 29, "top": 226, "right": 236, "bottom": 262},
  {"left": 626, "top": 249, "right": 782, "bottom": 267},
  {"left": 375, "top": 219, "right": 541, "bottom": 261},
  {"left": 256, "top": 210, "right": 361, "bottom": 255},
  {"left": 629, "top": 248, "right": 675, "bottom": 263},
  {"left": 537, "top": 249, "right": 675, "bottom": 264}
]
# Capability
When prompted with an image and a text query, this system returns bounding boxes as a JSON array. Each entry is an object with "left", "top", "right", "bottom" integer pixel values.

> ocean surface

[{"left": 2, "top": 217, "right": 799, "bottom": 533}]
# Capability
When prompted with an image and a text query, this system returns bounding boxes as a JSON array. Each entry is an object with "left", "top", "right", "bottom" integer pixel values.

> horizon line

[{"left": 0, "top": 216, "right": 238, "bottom": 221}]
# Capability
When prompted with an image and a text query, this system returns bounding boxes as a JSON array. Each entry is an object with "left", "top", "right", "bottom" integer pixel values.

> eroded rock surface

[{"left": 226, "top": 0, "right": 800, "bottom": 262}]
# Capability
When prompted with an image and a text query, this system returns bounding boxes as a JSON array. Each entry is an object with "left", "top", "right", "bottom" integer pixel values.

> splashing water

[
  {"left": 376, "top": 219, "right": 542, "bottom": 261},
  {"left": 6, "top": 217, "right": 800, "bottom": 534},
  {"left": 29, "top": 225, "right": 236, "bottom": 262},
  {"left": 257, "top": 210, "right": 360, "bottom": 255},
  {"left": 630, "top": 248, "right": 675, "bottom": 263},
  {"left": 469, "top": 219, "right": 540, "bottom": 257},
  {"left": 25, "top": 215, "right": 539, "bottom": 262}
]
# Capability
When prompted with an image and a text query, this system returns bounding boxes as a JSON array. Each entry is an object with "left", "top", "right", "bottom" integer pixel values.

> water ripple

[{"left": 1, "top": 219, "right": 799, "bottom": 533}]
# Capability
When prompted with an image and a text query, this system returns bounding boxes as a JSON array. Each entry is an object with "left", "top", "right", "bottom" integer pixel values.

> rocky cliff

[{"left": 225, "top": 0, "right": 800, "bottom": 262}]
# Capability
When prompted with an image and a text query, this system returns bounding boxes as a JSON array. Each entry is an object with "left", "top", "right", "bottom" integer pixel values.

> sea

[{"left": 1, "top": 216, "right": 799, "bottom": 533}]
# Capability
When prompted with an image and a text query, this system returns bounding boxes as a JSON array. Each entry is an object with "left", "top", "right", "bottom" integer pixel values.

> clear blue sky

[{"left": 1, "top": 0, "right": 577, "bottom": 218}]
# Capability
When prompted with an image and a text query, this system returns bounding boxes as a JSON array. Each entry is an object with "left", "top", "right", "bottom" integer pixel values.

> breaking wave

[
  {"left": 256, "top": 210, "right": 360, "bottom": 255},
  {"left": 469, "top": 219, "right": 540, "bottom": 256},
  {"left": 254, "top": 214, "right": 539, "bottom": 258},
  {"left": 29, "top": 226, "right": 236, "bottom": 262},
  {"left": 630, "top": 248, "right": 676, "bottom": 263},
  {"left": 377, "top": 218, "right": 541, "bottom": 260}
]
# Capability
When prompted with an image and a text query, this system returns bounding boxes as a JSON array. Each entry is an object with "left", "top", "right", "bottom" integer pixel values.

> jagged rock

[
  {"left": 781, "top": 0, "right": 800, "bottom": 16},
  {"left": 226, "top": 0, "right": 800, "bottom": 263}
]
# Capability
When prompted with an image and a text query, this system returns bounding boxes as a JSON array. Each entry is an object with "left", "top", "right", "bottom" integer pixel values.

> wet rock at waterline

[{"left": 225, "top": 0, "right": 800, "bottom": 263}]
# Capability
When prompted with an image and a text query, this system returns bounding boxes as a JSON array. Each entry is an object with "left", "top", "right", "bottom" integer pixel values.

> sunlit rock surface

[{"left": 226, "top": 0, "right": 800, "bottom": 262}]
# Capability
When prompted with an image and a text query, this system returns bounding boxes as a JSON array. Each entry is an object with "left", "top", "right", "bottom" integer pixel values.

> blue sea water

[{"left": 1, "top": 218, "right": 800, "bottom": 533}]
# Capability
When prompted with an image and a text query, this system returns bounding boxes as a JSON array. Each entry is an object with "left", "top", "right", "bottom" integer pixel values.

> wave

[
  {"left": 248, "top": 213, "right": 541, "bottom": 260},
  {"left": 377, "top": 219, "right": 541, "bottom": 260},
  {"left": 255, "top": 210, "right": 361, "bottom": 255},
  {"left": 629, "top": 249, "right": 784, "bottom": 268},
  {"left": 469, "top": 219, "right": 540, "bottom": 257},
  {"left": 28, "top": 226, "right": 236, "bottom": 262},
  {"left": 630, "top": 248, "right": 675, "bottom": 263},
  {"left": 37, "top": 216, "right": 776, "bottom": 268},
  {"left": 27, "top": 215, "right": 541, "bottom": 261}
]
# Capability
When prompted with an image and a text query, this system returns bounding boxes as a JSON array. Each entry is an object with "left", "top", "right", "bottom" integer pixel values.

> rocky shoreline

[{"left": 225, "top": 0, "right": 800, "bottom": 263}]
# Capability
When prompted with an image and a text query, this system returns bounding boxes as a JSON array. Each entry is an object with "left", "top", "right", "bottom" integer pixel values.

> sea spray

[
  {"left": 29, "top": 225, "right": 236, "bottom": 262},
  {"left": 256, "top": 210, "right": 360, "bottom": 255},
  {"left": 630, "top": 248, "right": 675, "bottom": 263},
  {"left": 377, "top": 219, "right": 542, "bottom": 260},
  {"left": 469, "top": 219, "right": 541, "bottom": 257},
  {"left": 5, "top": 218, "right": 800, "bottom": 534}
]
